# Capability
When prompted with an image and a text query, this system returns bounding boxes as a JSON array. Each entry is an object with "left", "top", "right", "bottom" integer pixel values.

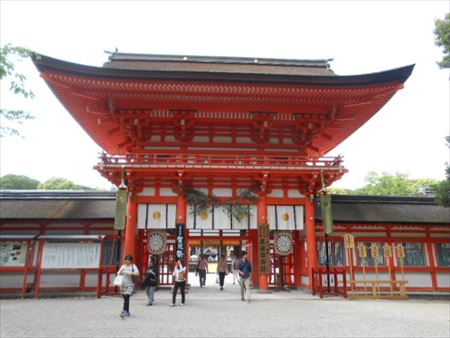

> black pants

[
  {"left": 218, "top": 272, "right": 226, "bottom": 287},
  {"left": 122, "top": 294, "right": 130, "bottom": 312},
  {"left": 198, "top": 269, "right": 206, "bottom": 286},
  {"left": 172, "top": 281, "right": 186, "bottom": 304}
]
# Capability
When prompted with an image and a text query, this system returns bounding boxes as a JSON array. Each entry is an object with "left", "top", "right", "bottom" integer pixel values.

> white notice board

[{"left": 42, "top": 242, "right": 101, "bottom": 269}]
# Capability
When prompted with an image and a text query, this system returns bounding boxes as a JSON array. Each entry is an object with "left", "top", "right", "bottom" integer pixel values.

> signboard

[
  {"left": 0, "top": 242, "right": 27, "bottom": 267},
  {"left": 41, "top": 242, "right": 101, "bottom": 269},
  {"left": 175, "top": 223, "right": 186, "bottom": 261},
  {"left": 258, "top": 223, "right": 271, "bottom": 274}
]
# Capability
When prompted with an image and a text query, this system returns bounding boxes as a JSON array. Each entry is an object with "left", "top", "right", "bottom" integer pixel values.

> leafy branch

[
  {"left": 178, "top": 185, "right": 259, "bottom": 222},
  {"left": 0, "top": 43, "right": 36, "bottom": 137}
]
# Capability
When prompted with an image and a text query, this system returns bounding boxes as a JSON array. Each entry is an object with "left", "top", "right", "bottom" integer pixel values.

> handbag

[
  {"left": 113, "top": 274, "right": 124, "bottom": 287},
  {"left": 131, "top": 265, "right": 140, "bottom": 284}
]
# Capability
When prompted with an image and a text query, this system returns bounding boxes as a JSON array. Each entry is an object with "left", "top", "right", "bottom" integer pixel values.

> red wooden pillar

[
  {"left": 425, "top": 229, "right": 438, "bottom": 290},
  {"left": 293, "top": 231, "right": 302, "bottom": 287},
  {"left": 123, "top": 194, "right": 138, "bottom": 260},
  {"left": 257, "top": 194, "right": 269, "bottom": 290},
  {"left": 305, "top": 195, "right": 318, "bottom": 289}
]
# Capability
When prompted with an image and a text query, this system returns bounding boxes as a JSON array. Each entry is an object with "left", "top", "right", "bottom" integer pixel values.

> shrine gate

[{"left": 31, "top": 52, "right": 414, "bottom": 290}]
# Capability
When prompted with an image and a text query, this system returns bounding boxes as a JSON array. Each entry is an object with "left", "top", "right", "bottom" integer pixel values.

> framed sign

[
  {"left": 274, "top": 231, "right": 293, "bottom": 256},
  {"left": 148, "top": 230, "right": 167, "bottom": 255},
  {"left": 0, "top": 242, "right": 28, "bottom": 267},
  {"left": 41, "top": 242, "right": 101, "bottom": 269}
]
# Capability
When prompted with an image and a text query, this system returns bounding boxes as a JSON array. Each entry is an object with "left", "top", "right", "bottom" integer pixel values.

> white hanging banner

[
  {"left": 268, "top": 205, "right": 304, "bottom": 230},
  {"left": 138, "top": 204, "right": 176, "bottom": 229},
  {"left": 187, "top": 205, "right": 212, "bottom": 229}
]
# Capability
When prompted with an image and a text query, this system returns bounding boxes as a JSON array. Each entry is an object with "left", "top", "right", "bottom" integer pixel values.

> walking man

[{"left": 238, "top": 252, "right": 252, "bottom": 303}]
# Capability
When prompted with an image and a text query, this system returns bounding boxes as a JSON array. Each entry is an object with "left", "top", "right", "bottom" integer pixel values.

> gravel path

[{"left": 1, "top": 285, "right": 449, "bottom": 338}]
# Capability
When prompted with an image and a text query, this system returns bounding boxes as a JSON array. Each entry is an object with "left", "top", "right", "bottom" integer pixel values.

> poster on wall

[
  {"left": 0, "top": 242, "right": 28, "bottom": 267},
  {"left": 41, "top": 242, "right": 101, "bottom": 269}
]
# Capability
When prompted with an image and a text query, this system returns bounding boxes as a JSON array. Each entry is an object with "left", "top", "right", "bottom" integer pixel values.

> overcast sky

[{"left": 0, "top": 1, "right": 449, "bottom": 190}]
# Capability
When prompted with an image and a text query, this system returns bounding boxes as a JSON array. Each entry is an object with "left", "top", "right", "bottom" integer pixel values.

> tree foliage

[
  {"left": 432, "top": 136, "right": 450, "bottom": 207},
  {"left": 332, "top": 172, "right": 439, "bottom": 197},
  {"left": 434, "top": 13, "right": 450, "bottom": 68},
  {"left": 0, "top": 174, "right": 40, "bottom": 190},
  {"left": 37, "top": 177, "right": 94, "bottom": 190},
  {"left": 0, "top": 43, "right": 35, "bottom": 137}
]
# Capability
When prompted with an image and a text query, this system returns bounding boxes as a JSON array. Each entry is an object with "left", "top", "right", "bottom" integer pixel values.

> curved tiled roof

[
  {"left": 0, "top": 191, "right": 448, "bottom": 224},
  {"left": 315, "top": 195, "right": 450, "bottom": 224}
]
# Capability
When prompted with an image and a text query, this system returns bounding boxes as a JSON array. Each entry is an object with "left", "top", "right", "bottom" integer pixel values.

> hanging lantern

[
  {"left": 371, "top": 243, "right": 380, "bottom": 258},
  {"left": 384, "top": 243, "right": 393, "bottom": 258},
  {"left": 344, "top": 233, "right": 355, "bottom": 249},
  {"left": 396, "top": 244, "right": 406, "bottom": 258},
  {"left": 357, "top": 243, "right": 368, "bottom": 258}
]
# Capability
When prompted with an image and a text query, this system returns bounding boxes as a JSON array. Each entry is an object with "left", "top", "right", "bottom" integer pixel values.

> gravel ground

[{"left": 1, "top": 276, "right": 449, "bottom": 338}]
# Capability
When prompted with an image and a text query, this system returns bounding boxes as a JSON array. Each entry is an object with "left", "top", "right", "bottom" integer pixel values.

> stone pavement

[{"left": 1, "top": 273, "right": 449, "bottom": 338}]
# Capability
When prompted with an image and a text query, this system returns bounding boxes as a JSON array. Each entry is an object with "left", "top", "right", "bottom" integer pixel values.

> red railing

[{"left": 98, "top": 153, "right": 345, "bottom": 171}]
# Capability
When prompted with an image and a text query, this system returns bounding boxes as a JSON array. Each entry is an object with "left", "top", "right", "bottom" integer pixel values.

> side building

[{"left": 0, "top": 190, "right": 448, "bottom": 297}]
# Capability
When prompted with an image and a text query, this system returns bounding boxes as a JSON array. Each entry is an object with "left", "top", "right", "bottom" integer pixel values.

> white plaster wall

[
  {"left": 212, "top": 188, "right": 232, "bottom": 197},
  {"left": 213, "top": 136, "right": 232, "bottom": 143},
  {"left": 267, "top": 189, "right": 284, "bottom": 198},
  {"left": 39, "top": 273, "right": 80, "bottom": 287},
  {"left": 391, "top": 233, "right": 426, "bottom": 238},
  {"left": 287, "top": 190, "right": 304, "bottom": 198},
  {"left": 236, "top": 137, "right": 252, "bottom": 143},
  {"left": 0, "top": 273, "right": 26, "bottom": 288},
  {"left": 138, "top": 187, "right": 155, "bottom": 196},
  {"left": 436, "top": 273, "right": 450, "bottom": 288},
  {"left": 159, "top": 188, "right": 177, "bottom": 196},
  {"left": 402, "top": 272, "right": 433, "bottom": 287}
]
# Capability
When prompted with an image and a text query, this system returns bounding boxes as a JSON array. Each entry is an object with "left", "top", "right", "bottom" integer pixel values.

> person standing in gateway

[
  {"left": 171, "top": 259, "right": 186, "bottom": 306},
  {"left": 238, "top": 252, "right": 252, "bottom": 303},
  {"left": 216, "top": 253, "right": 229, "bottom": 291},
  {"left": 196, "top": 255, "right": 208, "bottom": 287}
]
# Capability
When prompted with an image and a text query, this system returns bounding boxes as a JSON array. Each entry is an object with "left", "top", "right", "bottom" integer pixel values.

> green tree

[
  {"left": 0, "top": 43, "right": 35, "bottom": 137},
  {"left": 0, "top": 174, "right": 40, "bottom": 189},
  {"left": 434, "top": 13, "right": 450, "bottom": 68},
  {"left": 38, "top": 177, "right": 94, "bottom": 190},
  {"left": 433, "top": 136, "right": 450, "bottom": 207},
  {"left": 353, "top": 172, "right": 439, "bottom": 196}
]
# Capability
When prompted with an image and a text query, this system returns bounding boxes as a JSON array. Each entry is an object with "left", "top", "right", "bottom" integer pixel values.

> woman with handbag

[{"left": 117, "top": 255, "right": 140, "bottom": 318}]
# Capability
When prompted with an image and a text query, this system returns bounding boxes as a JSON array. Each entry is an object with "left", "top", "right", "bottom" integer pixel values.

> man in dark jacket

[
  {"left": 141, "top": 259, "right": 158, "bottom": 306},
  {"left": 238, "top": 252, "right": 252, "bottom": 303}
]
